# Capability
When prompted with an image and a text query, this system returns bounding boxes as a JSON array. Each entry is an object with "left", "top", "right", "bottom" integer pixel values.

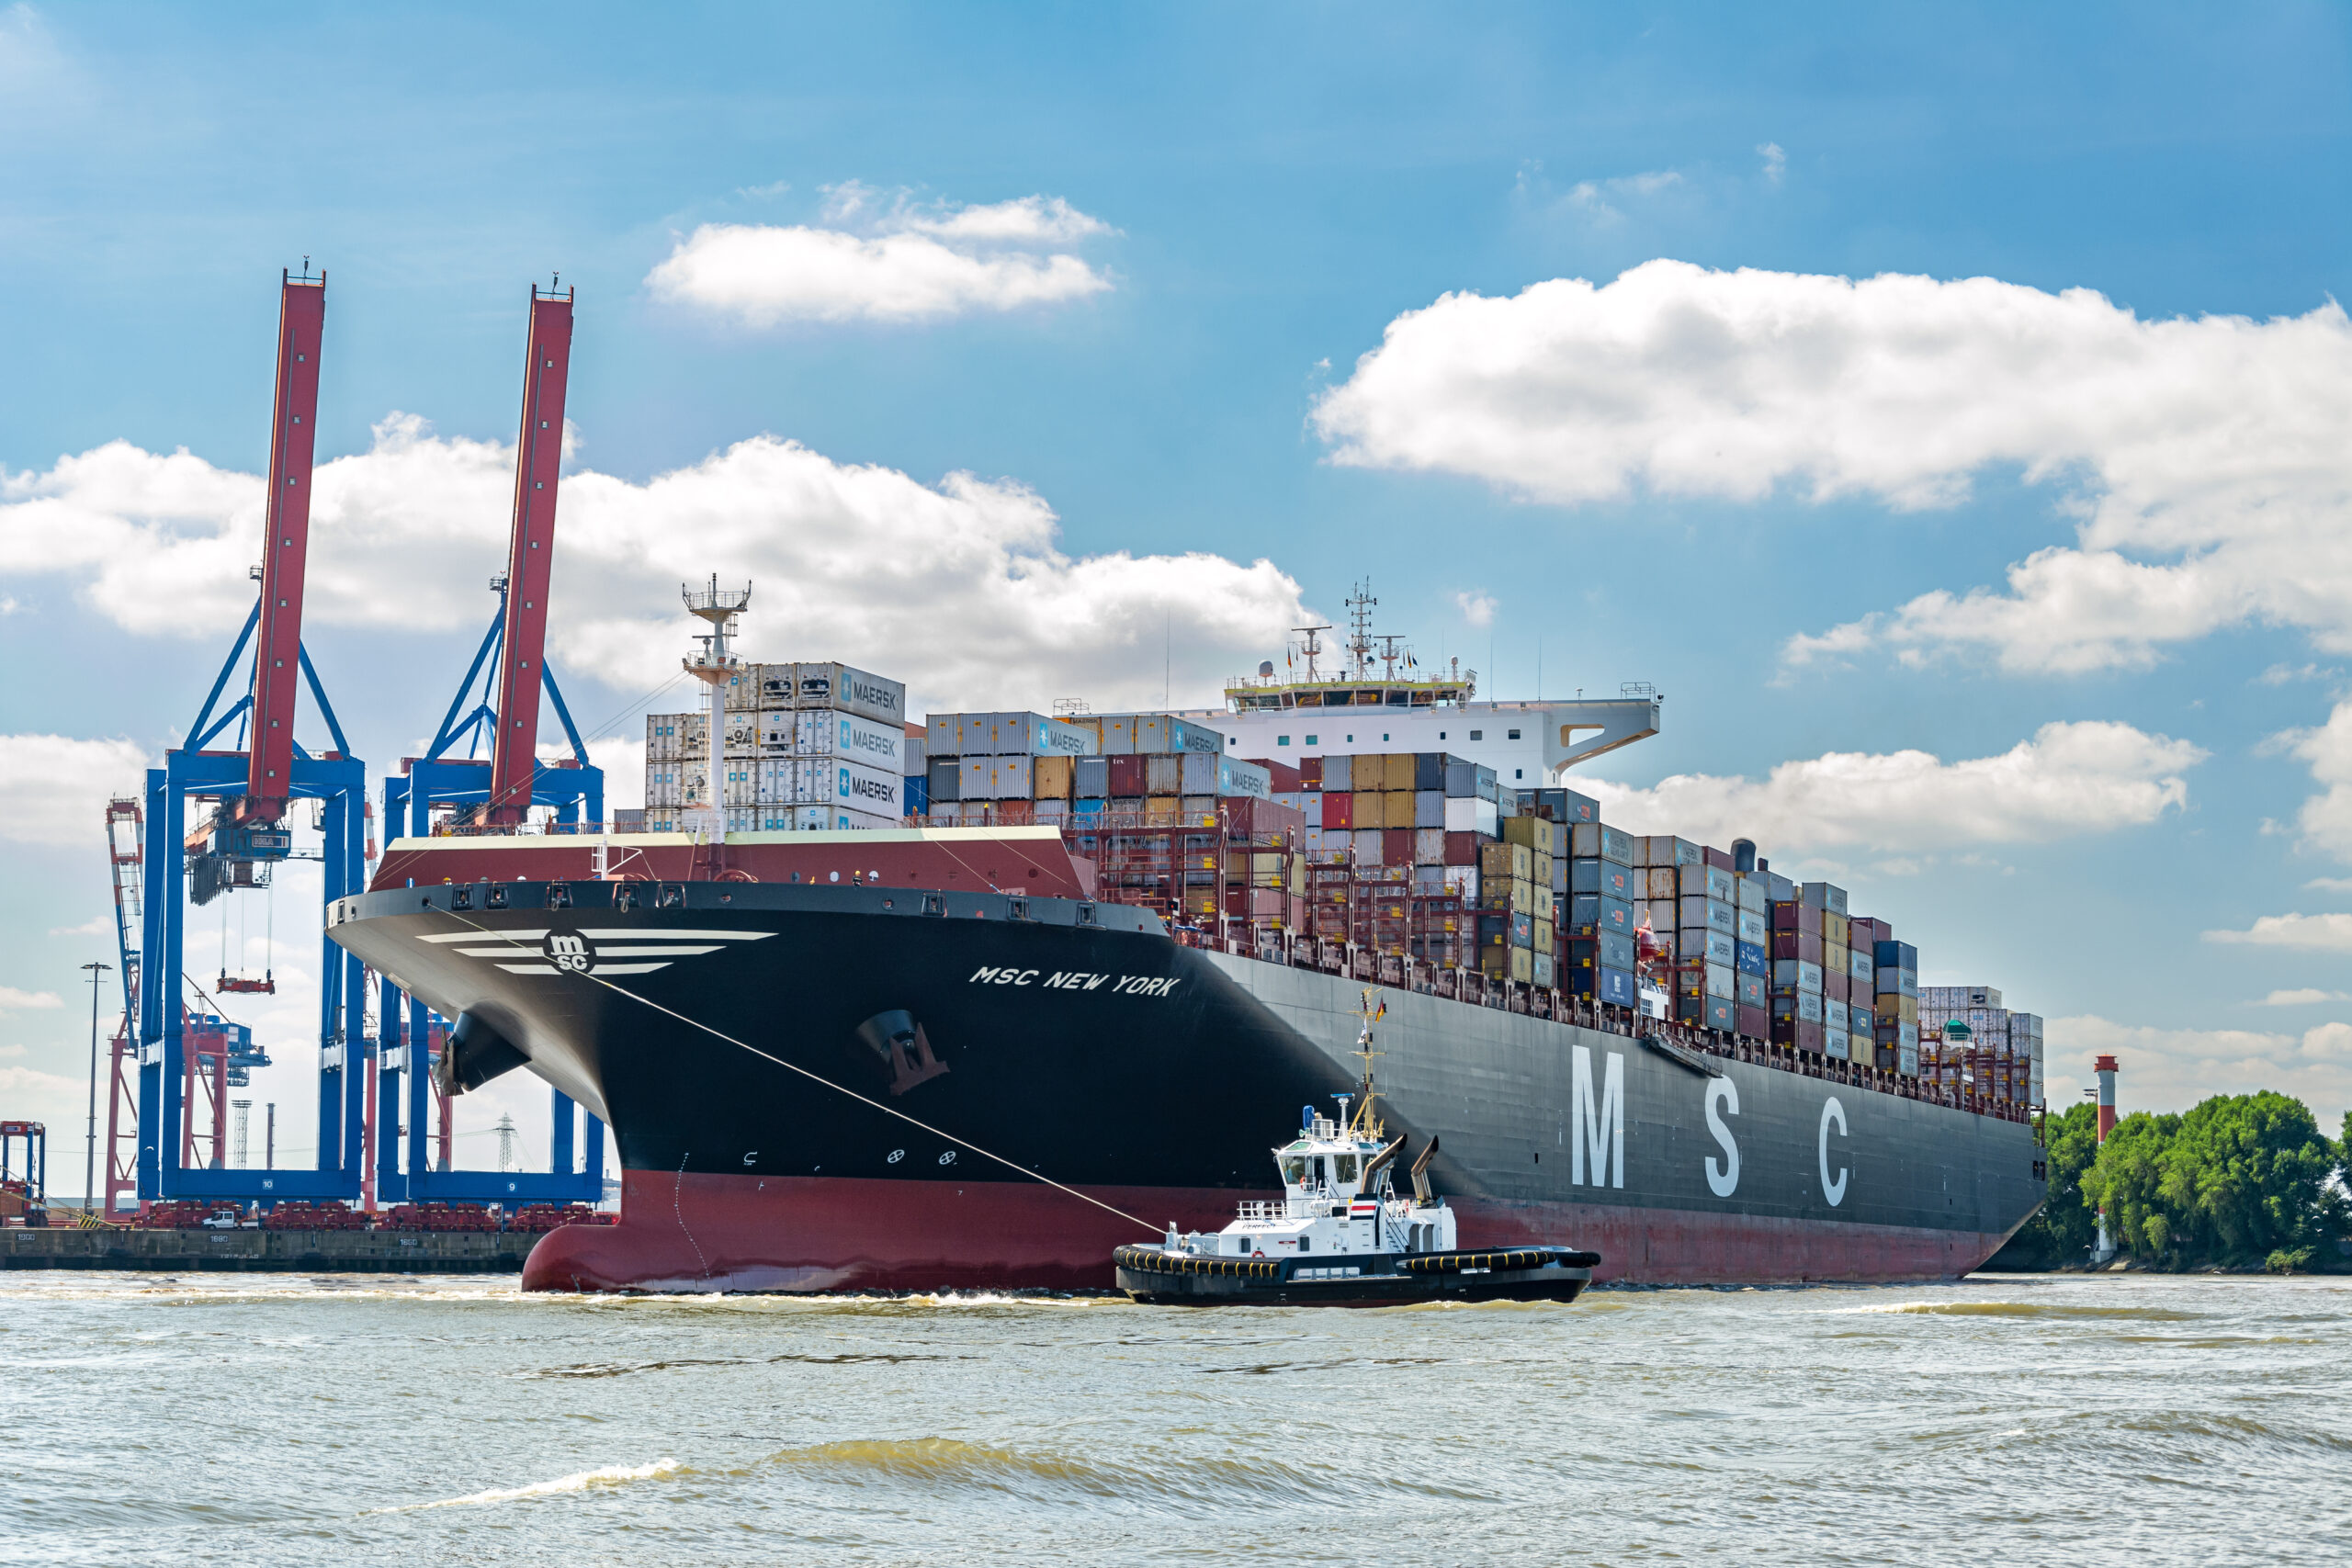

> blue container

[
  {"left": 1679, "top": 993, "right": 1736, "bottom": 1031},
  {"left": 1682, "top": 928, "right": 1736, "bottom": 967},
  {"left": 1568, "top": 892, "right": 1633, "bottom": 937},
  {"left": 1873, "top": 940, "right": 1919, "bottom": 970},
  {"left": 1568, "top": 931, "right": 1636, "bottom": 971},
  {"left": 903, "top": 773, "right": 929, "bottom": 817},
  {"left": 1569, "top": 858, "right": 1634, "bottom": 898},
  {"left": 1734, "top": 970, "right": 1767, "bottom": 1008},
  {"left": 1597, "top": 964, "right": 1636, "bottom": 1008},
  {"left": 1735, "top": 939, "right": 1769, "bottom": 977},
  {"left": 1073, "top": 797, "right": 1106, "bottom": 819}
]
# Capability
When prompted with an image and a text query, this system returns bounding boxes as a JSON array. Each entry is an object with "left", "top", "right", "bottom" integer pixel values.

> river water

[{"left": 6, "top": 1271, "right": 2346, "bottom": 1565}]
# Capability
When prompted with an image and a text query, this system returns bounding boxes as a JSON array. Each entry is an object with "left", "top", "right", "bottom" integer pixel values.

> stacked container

[
  {"left": 645, "top": 660, "right": 909, "bottom": 833},
  {"left": 1874, "top": 941, "right": 1921, "bottom": 1073}
]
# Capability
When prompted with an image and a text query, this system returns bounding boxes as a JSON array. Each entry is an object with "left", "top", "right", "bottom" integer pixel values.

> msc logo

[{"left": 543, "top": 931, "right": 597, "bottom": 974}]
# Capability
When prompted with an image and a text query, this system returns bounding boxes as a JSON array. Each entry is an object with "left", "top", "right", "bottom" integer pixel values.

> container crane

[
  {"left": 376, "top": 282, "right": 603, "bottom": 1208},
  {"left": 138, "top": 266, "right": 368, "bottom": 1206}
]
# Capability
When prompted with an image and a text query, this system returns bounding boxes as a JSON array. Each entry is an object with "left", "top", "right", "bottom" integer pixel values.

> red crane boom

[
  {"left": 485, "top": 286, "right": 574, "bottom": 824},
  {"left": 240, "top": 270, "right": 327, "bottom": 824}
]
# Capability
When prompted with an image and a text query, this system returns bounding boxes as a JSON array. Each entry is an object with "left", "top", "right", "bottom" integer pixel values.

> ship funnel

[{"left": 1733, "top": 839, "right": 1757, "bottom": 873}]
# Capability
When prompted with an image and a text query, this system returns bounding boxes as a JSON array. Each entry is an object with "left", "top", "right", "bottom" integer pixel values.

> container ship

[{"left": 326, "top": 587, "right": 2048, "bottom": 1292}]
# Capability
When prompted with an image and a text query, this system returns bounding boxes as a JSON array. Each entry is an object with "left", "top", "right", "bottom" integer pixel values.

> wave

[
  {"left": 757, "top": 1437, "right": 1493, "bottom": 1507},
  {"left": 365, "top": 1458, "right": 684, "bottom": 1513},
  {"left": 1847, "top": 1301, "right": 2206, "bottom": 1321}
]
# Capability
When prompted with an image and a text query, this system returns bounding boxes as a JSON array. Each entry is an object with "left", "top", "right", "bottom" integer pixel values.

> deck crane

[
  {"left": 376, "top": 281, "right": 604, "bottom": 1208},
  {"left": 139, "top": 266, "right": 369, "bottom": 1205}
]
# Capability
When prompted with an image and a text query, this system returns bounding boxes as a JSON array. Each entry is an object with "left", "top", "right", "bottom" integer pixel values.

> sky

[{"left": 4, "top": 3, "right": 2351, "bottom": 1194}]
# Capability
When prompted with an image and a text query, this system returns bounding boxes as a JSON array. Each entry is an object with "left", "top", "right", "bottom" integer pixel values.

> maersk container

[
  {"left": 791, "top": 662, "right": 907, "bottom": 728},
  {"left": 1166, "top": 717, "right": 1225, "bottom": 755},
  {"left": 1531, "top": 952, "right": 1556, "bottom": 989},
  {"left": 1569, "top": 859, "right": 1634, "bottom": 898},
  {"left": 1734, "top": 874, "right": 1768, "bottom": 914},
  {"left": 957, "top": 756, "right": 994, "bottom": 802},
  {"left": 797, "top": 709, "right": 906, "bottom": 772},
  {"left": 952, "top": 713, "right": 991, "bottom": 757},
  {"left": 757, "top": 711, "right": 795, "bottom": 752},
  {"left": 1570, "top": 823, "right": 1636, "bottom": 866},
  {"left": 1683, "top": 928, "right": 1736, "bottom": 968},
  {"left": 991, "top": 755, "right": 1034, "bottom": 800},
  {"left": 1824, "top": 1028, "right": 1850, "bottom": 1061},
  {"left": 1702, "top": 961, "right": 1734, "bottom": 1000},
  {"left": 1735, "top": 907, "right": 1768, "bottom": 946},
  {"left": 1643, "top": 835, "right": 1702, "bottom": 869},
  {"left": 1824, "top": 997, "right": 1849, "bottom": 1034},
  {"left": 1218, "top": 756, "right": 1273, "bottom": 800},
  {"left": 994, "top": 711, "right": 1099, "bottom": 758},
  {"left": 1640, "top": 865, "right": 1674, "bottom": 899},
  {"left": 1772, "top": 989, "right": 1826, "bottom": 1024},
  {"left": 1873, "top": 940, "right": 1919, "bottom": 974},
  {"left": 1800, "top": 881, "right": 1849, "bottom": 917},
  {"left": 1676, "top": 863, "right": 1735, "bottom": 902},
  {"left": 833, "top": 758, "right": 904, "bottom": 818},
  {"left": 1734, "top": 970, "right": 1767, "bottom": 1008},
  {"left": 1849, "top": 947, "right": 1875, "bottom": 983},
  {"left": 1773, "top": 958, "right": 1825, "bottom": 995},
  {"left": 1678, "top": 895, "right": 1736, "bottom": 937},
  {"left": 1596, "top": 964, "right": 1636, "bottom": 1007},
  {"left": 752, "top": 757, "right": 793, "bottom": 804}
]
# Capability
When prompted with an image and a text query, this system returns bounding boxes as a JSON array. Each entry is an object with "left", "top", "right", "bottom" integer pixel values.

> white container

[
  {"left": 1352, "top": 828, "right": 1386, "bottom": 866},
  {"left": 643, "top": 764, "right": 684, "bottom": 808},
  {"left": 722, "top": 806, "right": 759, "bottom": 833},
  {"left": 721, "top": 666, "right": 761, "bottom": 712},
  {"left": 990, "top": 755, "right": 1033, "bottom": 800},
  {"left": 758, "top": 712, "right": 795, "bottom": 751},
  {"left": 1705, "top": 961, "right": 1735, "bottom": 1000},
  {"left": 754, "top": 757, "right": 795, "bottom": 803},
  {"left": 756, "top": 663, "right": 796, "bottom": 708},
  {"left": 994, "top": 712, "right": 1099, "bottom": 757},
  {"left": 1442, "top": 795, "right": 1497, "bottom": 836},
  {"left": 1442, "top": 865, "right": 1479, "bottom": 900},
  {"left": 718, "top": 758, "right": 759, "bottom": 807},
  {"left": 958, "top": 756, "right": 994, "bottom": 801},
  {"left": 1218, "top": 756, "right": 1272, "bottom": 800},
  {"left": 646, "top": 713, "right": 690, "bottom": 761},
  {"left": 797, "top": 709, "right": 905, "bottom": 773},
  {"left": 793, "top": 662, "right": 907, "bottom": 727},
  {"left": 829, "top": 756, "right": 905, "bottom": 818}
]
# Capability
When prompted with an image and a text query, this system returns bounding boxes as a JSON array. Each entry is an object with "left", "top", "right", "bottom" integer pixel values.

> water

[{"left": 6, "top": 1272, "right": 2346, "bottom": 1565}]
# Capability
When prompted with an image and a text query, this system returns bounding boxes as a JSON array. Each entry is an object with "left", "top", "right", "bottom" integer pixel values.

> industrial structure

[{"left": 99, "top": 269, "right": 603, "bottom": 1219}]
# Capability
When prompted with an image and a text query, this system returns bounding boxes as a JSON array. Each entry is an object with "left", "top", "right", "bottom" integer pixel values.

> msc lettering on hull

[
  {"left": 1572, "top": 1044, "right": 1624, "bottom": 1190},
  {"left": 968, "top": 966, "right": 1182, "bottom": 998}
]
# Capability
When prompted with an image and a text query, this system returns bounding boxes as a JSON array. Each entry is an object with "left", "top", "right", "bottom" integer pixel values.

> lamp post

[{"left": 80, "top": 961, "right": 111, "bottom": 1220}]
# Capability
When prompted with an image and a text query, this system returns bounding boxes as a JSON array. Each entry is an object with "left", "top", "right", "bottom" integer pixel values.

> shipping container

[
  {"left": 793, "top": 708, "right": 906, "bottom": 773},
  {"left": 1442, "top": 795, "right": 1498, "bottom": 836},
  {"left": 1479, "top": 840, "right": 1532, "bottom": 880},
  {"left": 1146, "top": 754, "right": 1182, "bottom": 795},
  {"left": 1683, "top": 928, "right": 1736, "bottom": 967},
  {"left": 1568, "top": 892, "right": 1634, "bottom": 937},
  {"left": 1320, "top": 754, "right": 1353, "bottom": 792},
  {"left": 1677, "top": 863, "right": 1736, "bottom": 901},
  {"left": 1678, "top": 896, "right": 1736, "bottom": 937},
  {"left": 1735, "top": 939, "right": 1768, "bottom": 977},
  {"left": 1570, "top": 823, "right": 1638, "bottom": 865},
  {"left": 1734, "top": 970, "right": 1767, "bottom": 1008},
  {"left": 1567, "top": 931, "right": 1636, "bottom": 971},
  {"left": 1501, "top": 816, "right": 1559, "bottom": 856},
  {"left": 1800, "top": 881, "right": 1849, "bottom": 917},
  {"left": 1772, "top": 990, "right": 1826, "bottom": 1025},
  {"left": 786, "top": 663, "right": 906, "bottom": 727},
  {"left": 1736, "top": 1002, "right": 1770, "bottom": 1040},
  {"left": 1773, "top": 958, "right": 1826, "bottom": 995},
  {"left": 1570, "top": 859, "right": 1634, "bottom": 899},
  {"left": 1321, "top": 791, "right": 1354, "bottom": 830},
  {"left": 1770, "top": 899, "right": 1824, "bottom": 934}
]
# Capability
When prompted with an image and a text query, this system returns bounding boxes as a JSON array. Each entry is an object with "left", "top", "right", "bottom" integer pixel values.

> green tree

[
  {"left": 1998, "top": 1102, "right": 2099, "bottom": 1266},
  {"left": 2081, "top": 1110, "right": 2181, "bottom": 1262}
]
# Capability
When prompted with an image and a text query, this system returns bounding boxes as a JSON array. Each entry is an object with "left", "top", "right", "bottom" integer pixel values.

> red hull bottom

[{"left": 522, "top": 1172, "right": 2012, "bottom": 1293}]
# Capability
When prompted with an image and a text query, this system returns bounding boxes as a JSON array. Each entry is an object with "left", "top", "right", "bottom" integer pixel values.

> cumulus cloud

[
  {"left": 2278, "top": 700, "right": 2352, "bottom": 863},
  {"left": 2049, "top": 1014, "right": 2352, "bottom": 1126},
  {"left": 646, "top": 185, "right": 1114, "bottom": 325},
  {"left": 2254, "top": 988, "right": 2349, "bottom": 1007},
  {"left": 0, "top": 986, "right": 62, "bottom": 1010},
  {"left": 2204, "top": 913, "right": 2352, "bottom": 953},
  {"left": 0, "top": 735, "right": 152, "bottom": 848},
  {"left": 0, "top": 420, "right": 1310, "bottom": 717},
  {"left": 1580, "top": 720, "right": 2202, "bottom": 855},
  {"left": 1454, "top": 591, "right": 1497, "bottom": 627},
  {"left": 1757, "top": 142, "right": 1786, "bottom": 184},
  {"left": 1311, "top": 259, "right": 2352, "bottom": 675}
]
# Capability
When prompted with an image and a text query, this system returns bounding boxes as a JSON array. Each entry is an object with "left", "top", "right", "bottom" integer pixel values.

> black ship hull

[{"left": 326, "top": 879, "right": 2046, "bottom": 1292}]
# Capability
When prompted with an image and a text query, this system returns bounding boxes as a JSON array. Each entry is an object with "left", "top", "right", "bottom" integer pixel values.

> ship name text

[{"left": 968, "top": 965, "right": 1182, "bottom": 997}]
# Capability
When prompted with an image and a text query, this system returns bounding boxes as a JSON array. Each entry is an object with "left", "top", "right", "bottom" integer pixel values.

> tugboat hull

[{"left": 1114, "top": 1244, "right": 1596, "bottom": 1306}]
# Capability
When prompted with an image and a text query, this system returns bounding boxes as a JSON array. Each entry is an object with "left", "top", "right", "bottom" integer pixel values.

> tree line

[{"left": 1997, "top": 1091, "right": 2349, "bottom": 1272}]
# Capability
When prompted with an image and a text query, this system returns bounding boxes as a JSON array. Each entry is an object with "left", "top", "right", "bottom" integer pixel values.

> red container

[
  {"left": 1109, "top": 755, "right": 1148, "bottom": 796},
  {"left": 1736, "top": 1003, "right": 1769, "bottom": 1039},
  {"left": 1770, "top": 1018, "right": 1826, "bottom": 1051},
  {"left": 1299, "top": 756, "right": 1323, "bottom": 789},
  {"left": 1847, "top": 916, "right": 1881, "bottom": 951},
  {"left": 1702, "top": 844, "right": 1735, "bottom": 872},
  {"left": 1822, "top": 968, "right": 1849, "bottom": 1004},
  {"left": 1770, "top": 901, "right": 1824, "bottom": 934},
  {"left": 1443, "top": 830, "right": 1480, "bottom": 866},
  {"left": 1383, "top": 828, "right": 1414, "bottom": 868},
  {"left": 1321, "top": 792, "right": 1354, "bottom": 830},
  {"left": 1770, "top": 929, "right": 1823, "bottom": 964},
  {"left": 1246, "top": 758, "right": 1306, "bottom": 793}
]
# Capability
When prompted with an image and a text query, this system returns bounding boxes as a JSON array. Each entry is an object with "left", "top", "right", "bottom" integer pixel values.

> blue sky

[{"left": 4, "top": 4, "right": 2350, "bottom": 1181}]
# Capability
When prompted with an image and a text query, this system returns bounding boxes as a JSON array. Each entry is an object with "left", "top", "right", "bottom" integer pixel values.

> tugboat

[{"left": 1114, "top": 992, "right": 1600, "bottom": 1306}]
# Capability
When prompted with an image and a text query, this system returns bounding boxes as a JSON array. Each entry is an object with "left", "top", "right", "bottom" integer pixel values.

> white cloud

[
  {"left": 2307, "top": 876, "right": 2352, "bottom": 894},
  {"left": 0, "top": 986, "right": 61, "bottom": 1010},
  {"left": 0, "top": 735, "right": 151, "bottom": 848},
  {"left": 2255, "top": 988, "right": 2349, "bottom": 1007},
  {"left": 1581, "top": 720, "right": 2202, "bottom": 855},
  {"left": 2278, "top": 700, "right": 2352, "bottom": 863},
  {"left": 1758, "top": 142, "right": 1786, "bottom": 185},
  {"left": 0, "top": 421, "right": 1310, "bottom": 719},
  {"left": 2205, "top": 913, "right": 2352, "bottom": 953},
  {"left": 2049, "top": 1014, "right": 2352, "bottom": 1128},
  {"left": 646, "top": 186, "right": 1114, "bottom": 326},
  {"left": 1454, "top": 591, "right": 1497, "bottom": 627},
  {"left": 1311, "top": 259, "right": 2352, "bottom": 676},
  {"left": 47, "top": 915, "right": 109, "bottom": 938}
]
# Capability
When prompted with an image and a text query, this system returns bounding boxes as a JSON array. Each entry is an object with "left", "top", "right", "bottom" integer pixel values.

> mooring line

[{"left": 441, "top": 910, "right": 1160, "bottom": 1235}]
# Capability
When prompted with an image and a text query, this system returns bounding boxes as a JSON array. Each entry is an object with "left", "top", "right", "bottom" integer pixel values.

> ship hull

[{"left": 328, "top": 878, "right": 2044, "bottom": 1292}]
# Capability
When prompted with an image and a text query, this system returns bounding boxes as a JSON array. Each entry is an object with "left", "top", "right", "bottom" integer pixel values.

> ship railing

[{"left": 1231, "top": 1200, "right": 1289, "bottom": 1222}]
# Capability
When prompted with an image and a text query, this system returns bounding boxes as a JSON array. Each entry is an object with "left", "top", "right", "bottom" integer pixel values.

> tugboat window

[
  {"left": 1312, "top": 1156, "right": 1329, "bottom": 1185},
  {"left": 1281, "top": 1156, "right": 1305, "bottom": 1184},
  {"left": 1334, "top": 1154, "right": 1358, "bottom": 1183}
]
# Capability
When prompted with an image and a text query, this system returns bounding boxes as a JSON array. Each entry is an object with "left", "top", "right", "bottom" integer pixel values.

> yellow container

[
  {"left": 1849, "top": 1036, "right": 1877, "bottom": 1070},
  {"left": 1385, "top": 790, "right": 1414, "bottom": 828},
  {"left": 1823, "top": 910, "right": 1850, "bottom": 948},
  {"left": 1353, "top": 790, "right": 1385, "bottom": 829},
  {"left": 1872, "top": 992, "right": 1919, "bottom": 1024},
  {"left": 1478, "top": 841, "right": 1532, "bottom": 880},
  {"left": 1146, "top": 796, "right": 1181, "bottom": 825},
  {"left": 1501, "top": 816, "right": 1558, "bottom": 856},
  {"left": 1532, "top": 918, "right": 1555, "bottom": 951},
  {"left": 1033, "top": 755, "right": 1075, "bottom": 800}
]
